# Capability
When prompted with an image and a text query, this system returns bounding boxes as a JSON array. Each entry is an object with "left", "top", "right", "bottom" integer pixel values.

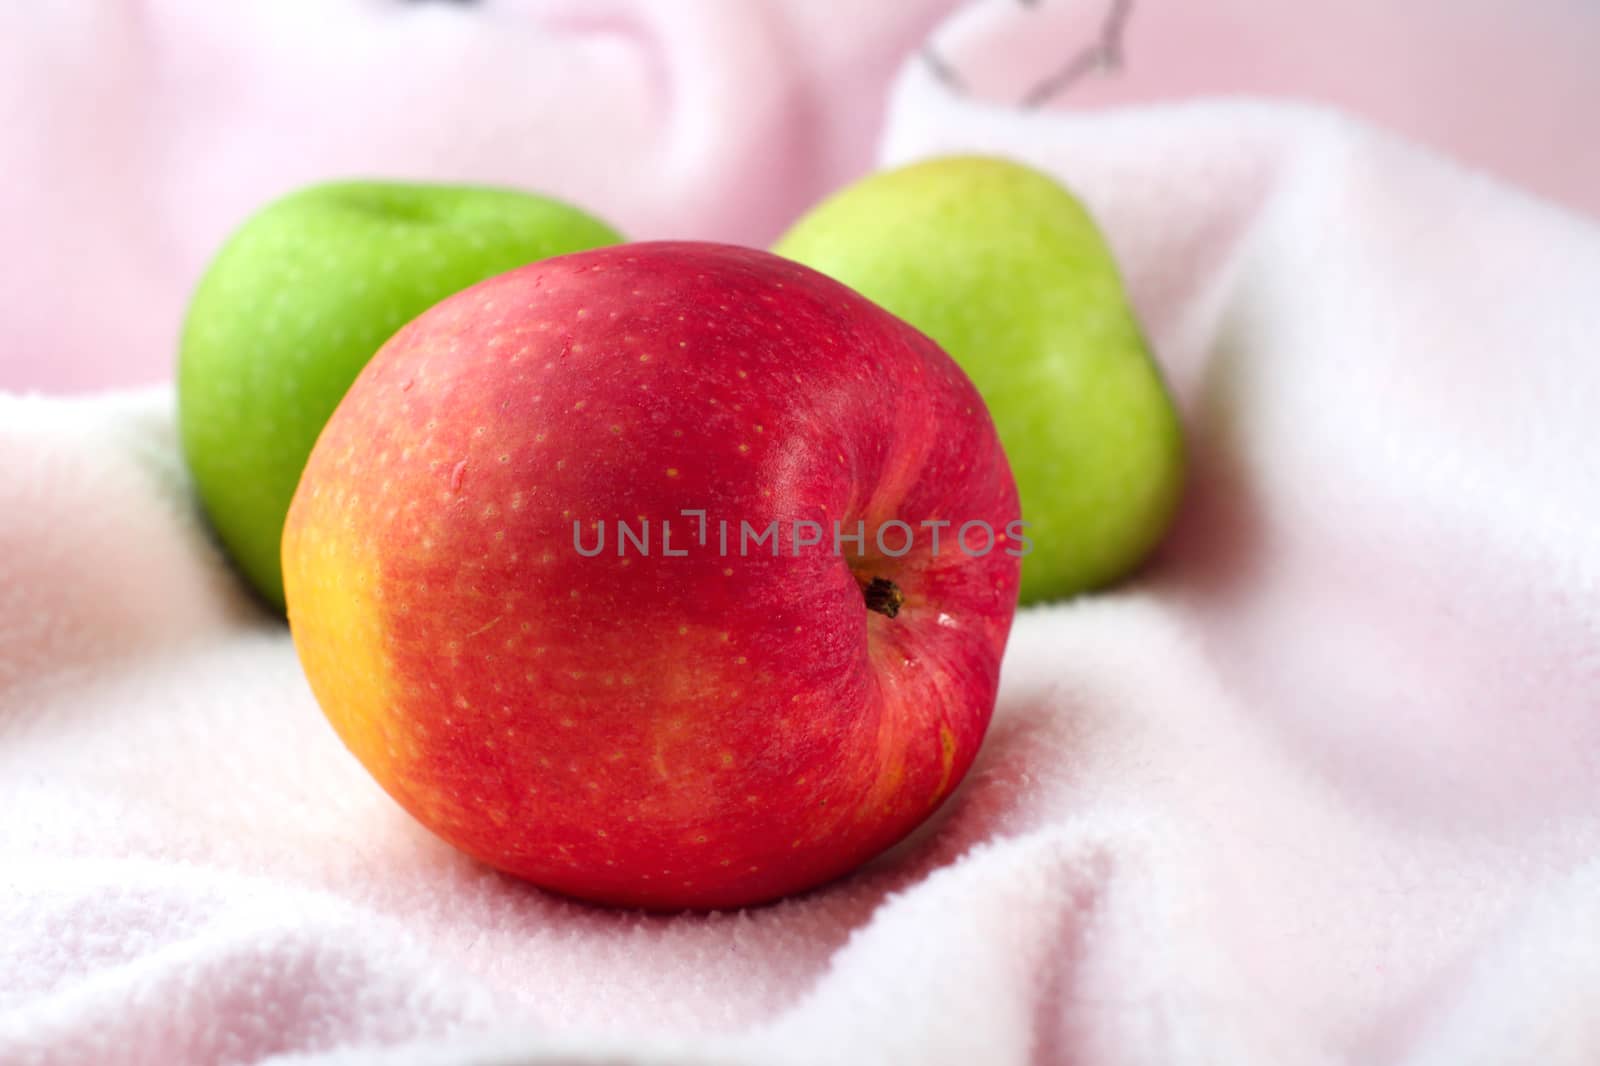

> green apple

[
  {"left": 178, "top": 180, "right": 622, "bottom": 609},
  {"left": 773, "top": 155, "right": 1183, "bottom": 603}
]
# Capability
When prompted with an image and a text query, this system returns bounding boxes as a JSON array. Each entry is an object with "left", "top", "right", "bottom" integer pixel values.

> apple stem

[{"left": 861, "top": 576, "right": 905, "bottom": 619}]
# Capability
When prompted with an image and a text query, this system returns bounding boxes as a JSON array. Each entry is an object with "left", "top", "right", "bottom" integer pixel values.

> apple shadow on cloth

[
  {"left": 856, "top": 682, "right": 1087, "bottom": 876},
  {"left": 1139, "top": 313, "right": 1269, "bottom": 606},
  {"left": 181, "top": 491, "right": 295, "bottom": 625}
]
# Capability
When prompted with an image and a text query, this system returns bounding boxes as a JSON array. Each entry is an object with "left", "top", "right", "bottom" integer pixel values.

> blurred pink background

[{"left": 2, "top": 0, "right": 1597, "bottom": 392}]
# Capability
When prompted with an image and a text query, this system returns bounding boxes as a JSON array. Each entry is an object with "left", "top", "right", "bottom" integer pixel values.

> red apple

[{"left": 283, "top": 241, "right": 1022, "bottom": 909}]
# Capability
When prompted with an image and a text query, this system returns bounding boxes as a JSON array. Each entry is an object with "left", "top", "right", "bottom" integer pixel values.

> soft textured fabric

[{"left": 5, "top": 5, "right": 1600, "bottom": 1066}]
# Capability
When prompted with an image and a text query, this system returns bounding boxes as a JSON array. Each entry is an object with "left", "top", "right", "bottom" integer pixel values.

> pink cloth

[
  {"left": 5, "top": 3, "right": 1600, "bottom": 1065},
  {"left": 2, "top": 0, "right": 1597, "bottom": 393}
]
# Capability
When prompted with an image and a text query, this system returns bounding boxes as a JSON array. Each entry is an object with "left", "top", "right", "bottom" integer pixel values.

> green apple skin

[
  {"left": 773, "top": 156, "right": 1184, "bottom": 604},
  {"left": 178, "top": 181, "right": 623, "bottom": 609}
]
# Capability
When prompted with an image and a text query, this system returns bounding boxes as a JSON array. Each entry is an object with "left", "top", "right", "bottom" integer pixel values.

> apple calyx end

[{"left": 860, "top": 576, "right": 905, "bottom": 619}]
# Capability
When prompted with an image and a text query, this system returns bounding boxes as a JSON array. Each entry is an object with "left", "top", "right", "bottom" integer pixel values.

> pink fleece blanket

[{"left": 4, "top": 3, "right": 1600, "bottom": 1065}]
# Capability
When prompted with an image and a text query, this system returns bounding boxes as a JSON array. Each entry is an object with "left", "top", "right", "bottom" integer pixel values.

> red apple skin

[{"left": 283, "top": 241, "right": 1021, "bottom": 910}]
